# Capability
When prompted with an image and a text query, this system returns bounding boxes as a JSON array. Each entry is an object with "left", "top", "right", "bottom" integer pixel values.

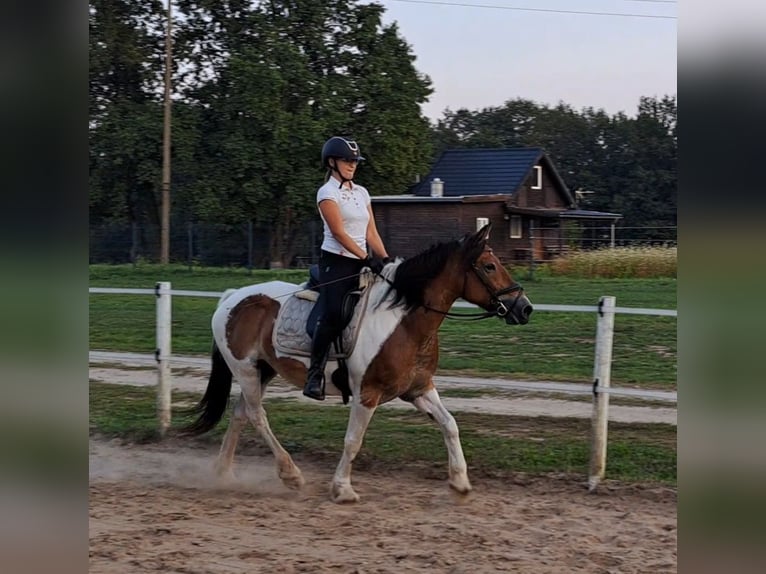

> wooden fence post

[
  {"left": 588, "top": 295, "right": 616, "bottom": 492},
  {"left": 156, "top": 281, "right": 172, "bottom": 436}
]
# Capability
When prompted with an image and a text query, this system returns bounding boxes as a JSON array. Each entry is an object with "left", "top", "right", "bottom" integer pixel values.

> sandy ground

[
  {"left": 89, "top": 439, "right": 677, "bottom": 574},
  {"left": 89, "top": 365, "right": 677, "bottom": 425}
]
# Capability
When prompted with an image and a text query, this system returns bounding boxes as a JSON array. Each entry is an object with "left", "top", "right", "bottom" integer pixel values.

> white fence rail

[{"left": 89, "top": 283, "right": 677, "bottom": 491}]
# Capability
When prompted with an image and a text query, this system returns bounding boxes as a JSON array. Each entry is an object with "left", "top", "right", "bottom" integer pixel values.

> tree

[
  {"left": 89, "top": 0, "right": 167, "bottom": 225},
  {"left": 340, "top": 6, "right": 433, "bottom": 195},
  {"left": 173, "top": 0, "right": 433, "bottom": 265},
  {"left": 619, "top": 96, "right": 677, "bottom": 230}
]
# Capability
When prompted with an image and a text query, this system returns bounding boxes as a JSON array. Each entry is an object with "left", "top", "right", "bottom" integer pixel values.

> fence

[
  {"left": 526, "top": 224, "right": 677, "bottom": 264},
  {"left": 89, "top": 220, "right": 322, "bottom": 268},
  {"left": 89, "top": 222, "right": 677, "bottom": 267},
  {"left": 88, "top": 283, "right": 677, "bottom": 492},
  {"left": 559, "top": 225, "right": 677, "bottom": 248}
]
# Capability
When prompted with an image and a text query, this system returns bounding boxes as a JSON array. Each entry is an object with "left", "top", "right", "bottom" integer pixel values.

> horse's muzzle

[{"left": 502, "top": 295, "right": 533, "bottom": 325}]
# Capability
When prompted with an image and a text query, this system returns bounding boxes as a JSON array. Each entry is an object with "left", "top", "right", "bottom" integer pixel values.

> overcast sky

[{"left": 377, "top": 0, "right": 677, "bottom": 120}]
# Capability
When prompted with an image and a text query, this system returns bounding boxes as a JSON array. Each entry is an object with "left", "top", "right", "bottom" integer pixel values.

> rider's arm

[{"left": 365, "top": 205, "right": 388, "bottom": 259}]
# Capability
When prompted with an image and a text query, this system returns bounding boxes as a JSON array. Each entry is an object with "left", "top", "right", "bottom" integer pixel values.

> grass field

[
  {"left": 90, "top": 264, "right": 677, "bottom": 387},
  {"left": 89, "top": 382, "right": 677, "bottom": 485}
]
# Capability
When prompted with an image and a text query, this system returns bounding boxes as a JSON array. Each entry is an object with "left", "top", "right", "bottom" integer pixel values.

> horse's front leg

[
  {"left": 412, "top": 388, "right": 472, "bottom": 495},
  {"left": 330, "top": 399, "right": 377, "bottom": 503}
]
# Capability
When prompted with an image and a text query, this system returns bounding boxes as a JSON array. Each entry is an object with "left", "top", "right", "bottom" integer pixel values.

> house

[{"left": 371, "top": 147, "right": 622, "bottom": 262}]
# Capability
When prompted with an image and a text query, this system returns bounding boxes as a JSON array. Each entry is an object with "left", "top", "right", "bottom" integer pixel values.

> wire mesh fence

[
  {"left": 89, "top": 220, "right": 323, "bottom": 268},
  {"left": 563, "top": 225, "right": 678, "bottom": 248},
  {"left": 89, "top": 221, "right": 676, "bottom": 268}
]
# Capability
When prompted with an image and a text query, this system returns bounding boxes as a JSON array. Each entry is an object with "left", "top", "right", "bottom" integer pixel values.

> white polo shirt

[{"left": 317, "top": 176, "right": 371, "bottom": 258}]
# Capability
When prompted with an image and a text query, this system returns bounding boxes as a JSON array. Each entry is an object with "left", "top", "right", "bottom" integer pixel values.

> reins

[
  {"left": 273, "top": 260, "right": 523, "bottom": 323},
  {"left": 268, "top": 272, "right": 365, "bottom": 300},
  {"left": 420, "top": 305, "right": 500, "bottom": 321},
  {"left": 376, "top": 265, "right": 523, "bottom": 321}
]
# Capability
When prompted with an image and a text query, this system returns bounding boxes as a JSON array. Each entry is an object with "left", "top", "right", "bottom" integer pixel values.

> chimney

[{"left": 430, "top": 177, "right": 443, "bottom": 197}]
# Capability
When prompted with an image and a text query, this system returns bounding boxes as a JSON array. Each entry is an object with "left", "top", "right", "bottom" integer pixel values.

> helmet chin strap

[{"left": 329, "top": 159, "right": 353, "bottom": 188}]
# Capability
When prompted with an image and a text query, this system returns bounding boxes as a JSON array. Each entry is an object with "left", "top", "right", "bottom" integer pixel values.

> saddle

[{"left": 272, "top": 265, "right": 374, "bottom": 360}]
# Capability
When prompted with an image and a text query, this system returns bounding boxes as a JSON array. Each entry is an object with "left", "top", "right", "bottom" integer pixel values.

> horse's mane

[{"left": 386, "top": 232, "right": 486, "bottom": 311}]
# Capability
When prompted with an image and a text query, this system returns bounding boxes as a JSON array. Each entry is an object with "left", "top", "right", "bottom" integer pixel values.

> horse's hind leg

[
  {"left": 412, "top": 388, "right": 472, "bottom": 495},
  {"left": 238, "top": 369, "right": 305, "bottom": 490},
  {"left": 214, "top": 393, "right": 248, "bottom": 482},
  {"left": 250, "top": 402, "right": 305, "bottom": 490}
]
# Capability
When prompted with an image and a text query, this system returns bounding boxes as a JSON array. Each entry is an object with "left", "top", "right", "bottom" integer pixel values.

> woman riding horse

[{"left": 304, "top": 136, "right": 391, "bottom": 401}]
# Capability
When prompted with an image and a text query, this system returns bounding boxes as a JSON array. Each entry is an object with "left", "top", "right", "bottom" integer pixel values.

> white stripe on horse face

[{"left": 347, "top": 264, "right": 407, "bottom": 385}]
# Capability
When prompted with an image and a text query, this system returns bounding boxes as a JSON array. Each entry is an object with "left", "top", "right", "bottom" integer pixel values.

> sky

[{"left": 377, "top": 0, "right": 677, "bottom": 120}]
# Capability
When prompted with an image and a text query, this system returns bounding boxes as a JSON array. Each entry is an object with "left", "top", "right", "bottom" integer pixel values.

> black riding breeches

[{"left": 315, "top": 250, "right": 365, "bottom": 339}]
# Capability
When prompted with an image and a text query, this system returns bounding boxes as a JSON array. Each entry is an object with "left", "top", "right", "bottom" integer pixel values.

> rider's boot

[{"left": 303, "top": 321, "right": 334, "bottom": 401}]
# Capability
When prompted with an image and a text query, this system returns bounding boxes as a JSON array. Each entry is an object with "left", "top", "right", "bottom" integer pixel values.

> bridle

[
  {"left": 466, "top": 262, "right": 524, "bottom": 319},
  {"left": 421, "top": 257, "right": 525, "bottom": 321}
]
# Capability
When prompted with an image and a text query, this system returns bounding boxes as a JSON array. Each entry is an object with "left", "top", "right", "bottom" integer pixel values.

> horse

[{"left": 186, "top": 223, "right": 533, "bottom": 503}]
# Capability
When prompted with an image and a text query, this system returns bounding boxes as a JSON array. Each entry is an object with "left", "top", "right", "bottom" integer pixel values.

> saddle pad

[{"left": 273, "top": 289, "right": 369, "bottom": 359}]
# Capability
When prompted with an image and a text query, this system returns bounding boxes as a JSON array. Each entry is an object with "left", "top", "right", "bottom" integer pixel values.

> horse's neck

[
  {"left": 393, "top": 266, "right": 461, "bottom": 350},
  {"left": 369, "top": 256, "right": 463, "bottom": 346},
  {"left": 426, "top": 259, "right": 464, "bottom": 309},
  {"left": 419, "top": 259, "right": 464, "bottom": 323}
]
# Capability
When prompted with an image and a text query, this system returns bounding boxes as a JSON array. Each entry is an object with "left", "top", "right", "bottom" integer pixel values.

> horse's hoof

[
  {"left": 330, "top": 482, "right": 360, "bottom": 504},
  {"left": 280, "top": 470, "right": 305, "bottom": 490},
  {"left": 214, "top": 467, "right": 238, "bottom": 486},
  {"left": 449, "top": 478, "right": 473, "bottom": 497}
]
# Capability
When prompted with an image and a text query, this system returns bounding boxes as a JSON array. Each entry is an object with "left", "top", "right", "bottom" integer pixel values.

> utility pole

[{"left": 160, "top": 1, "right": 173, "bottom": 264}]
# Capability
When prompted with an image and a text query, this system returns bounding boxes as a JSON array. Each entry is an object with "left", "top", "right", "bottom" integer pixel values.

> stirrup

[{"left": 303, "top": 375, "right": 325, "bottom": 401}]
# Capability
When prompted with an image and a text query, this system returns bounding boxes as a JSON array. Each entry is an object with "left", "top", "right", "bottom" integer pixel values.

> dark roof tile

[{"left": 413, "top": 147, "right": 544, "bottom": 197}]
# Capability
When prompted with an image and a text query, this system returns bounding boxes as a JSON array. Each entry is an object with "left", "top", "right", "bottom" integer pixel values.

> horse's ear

[
  {"left": 460, "top": 223, "right": 491, "bottom": 251},
  {"left": 476, "top": 222, "right": 491, "bottom": 242},
  {"left": 461, "top": 223, "right": 491, "bottom": 259}
]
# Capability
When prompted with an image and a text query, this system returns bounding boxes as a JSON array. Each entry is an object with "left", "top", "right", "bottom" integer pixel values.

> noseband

[{"left": 470, "top": 263, "right": 524, "bottom": 318}]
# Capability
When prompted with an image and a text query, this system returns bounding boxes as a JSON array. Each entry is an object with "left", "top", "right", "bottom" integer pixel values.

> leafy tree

[
  {"left": 341, "top": 6, "right": 433, "bottom": 194},
  {"left": 89, "top": 0, "right": 433, "bottom": 265},
  {"left": 89, "top": 0, "right": 167, "bottom": 225},
  {"left": 617, "top": 96, "right": 677, "bottom": 231},
  {"left": 173, "top": 0, "right": 433, "bottom": 265}
]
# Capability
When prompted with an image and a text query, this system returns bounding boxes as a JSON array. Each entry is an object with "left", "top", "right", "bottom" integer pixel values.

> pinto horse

[{"left": 186, "top": 224, "right": 533, "bottom": 503}]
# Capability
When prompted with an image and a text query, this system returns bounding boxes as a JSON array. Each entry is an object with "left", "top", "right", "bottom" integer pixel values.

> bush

[{"left": 548, "top": 247, "right": 677, "bottom": 278}]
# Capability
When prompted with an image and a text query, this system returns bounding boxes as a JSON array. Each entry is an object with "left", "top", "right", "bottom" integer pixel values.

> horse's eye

[{"left": 483, "top": 263, "right": 496, "bottom": 273}]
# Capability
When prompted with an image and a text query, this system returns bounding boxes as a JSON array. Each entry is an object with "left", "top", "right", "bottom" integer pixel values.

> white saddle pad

[{"left": 273, "top": 285, "right": 371, "bottom": 359}]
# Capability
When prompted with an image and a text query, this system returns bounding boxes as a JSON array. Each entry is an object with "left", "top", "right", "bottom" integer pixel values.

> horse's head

[{"left": 460, "top": 223, "right": 533, "bottom": 325}]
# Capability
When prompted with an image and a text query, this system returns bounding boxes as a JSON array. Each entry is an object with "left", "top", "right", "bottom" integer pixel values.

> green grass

[
  {"left": 90, "top": 264, "right": 677, "bottom": 388},
  {"left": 90, "top": 382, "right": 676, "bottom": 485}
]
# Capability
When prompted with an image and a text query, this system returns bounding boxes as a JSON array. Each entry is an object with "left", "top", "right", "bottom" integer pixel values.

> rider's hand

[{"left": 365, "top": 255, "right": 386, "bottom": 275}]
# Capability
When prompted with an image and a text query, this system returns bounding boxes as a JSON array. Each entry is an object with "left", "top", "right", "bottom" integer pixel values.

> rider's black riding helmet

[{"left": 321, "top": 136, "right": 365, "bottom": 168}]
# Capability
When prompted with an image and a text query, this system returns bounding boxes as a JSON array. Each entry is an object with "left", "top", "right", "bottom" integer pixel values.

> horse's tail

[{"left": 184, "top": 341, "right": 233, "bottom": 435}]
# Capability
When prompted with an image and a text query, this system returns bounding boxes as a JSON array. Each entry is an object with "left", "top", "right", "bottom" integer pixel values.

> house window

[
  {"left": 476, "top": 217, "right": 489, "bottom": 231},
  {"left": 510, "top": 215, "right": 522, "bottom": 239},
  {"left": 530, "top": 165, "right": 542, "bottom": 190}
]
